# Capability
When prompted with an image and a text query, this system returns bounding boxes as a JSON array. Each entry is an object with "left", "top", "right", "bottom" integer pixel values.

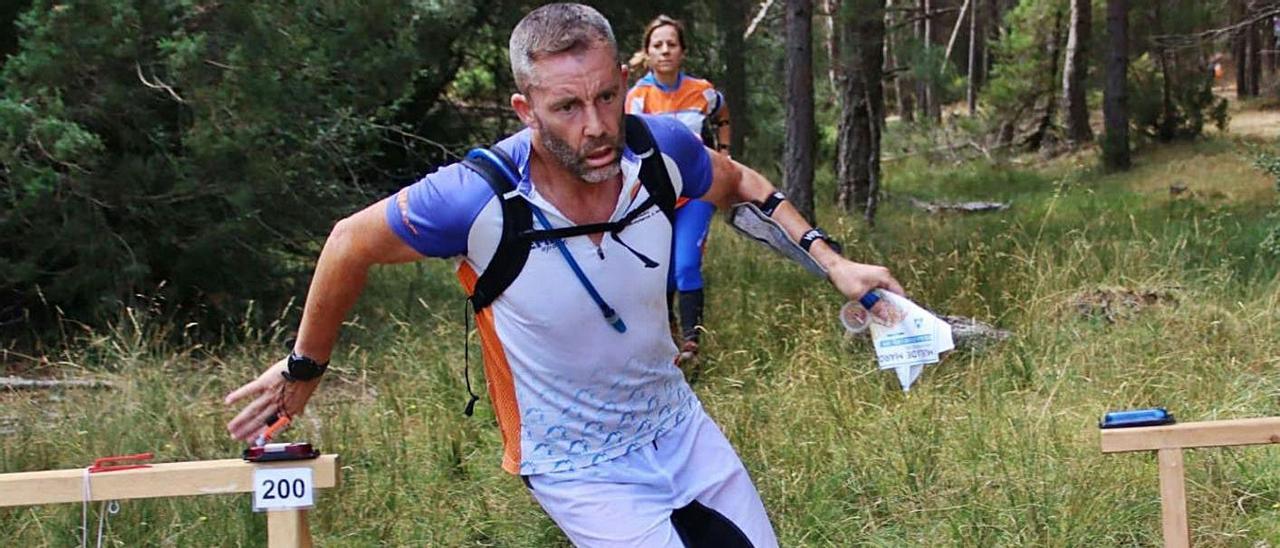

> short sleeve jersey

[
  {"left": 385, "top": 115, "right": 713, "bottom": 475},
  {"left": 626, "top": 72, "right": 724, "bottom": 140}
]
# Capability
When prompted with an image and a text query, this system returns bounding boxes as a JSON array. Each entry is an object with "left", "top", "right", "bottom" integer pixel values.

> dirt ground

[
  {"left": 1215, "top": 83, "right": 1280, "bottom": 140},
  {"left": 1227, "top": 104, "right": 1280, "bottom": 140}
]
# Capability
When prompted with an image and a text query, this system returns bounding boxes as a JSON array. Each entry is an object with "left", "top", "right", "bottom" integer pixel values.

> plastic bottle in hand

[{"left": 840, "top": 290, "right": 904, "bottom": 334}]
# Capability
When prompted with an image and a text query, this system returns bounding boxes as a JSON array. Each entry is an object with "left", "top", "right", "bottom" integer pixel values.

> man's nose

[{"left": 583, "top": 104, "right": 607, "bottom": 138}]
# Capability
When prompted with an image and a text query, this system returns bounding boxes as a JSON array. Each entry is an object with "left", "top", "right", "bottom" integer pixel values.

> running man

[{"left": 224, "top": 4, "right": 903, "bottom": 546}]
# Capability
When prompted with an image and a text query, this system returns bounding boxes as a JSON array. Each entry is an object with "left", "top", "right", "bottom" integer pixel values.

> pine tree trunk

[
  {"left": 967, "top": 0, "right": 980, "bottom": 115},
  {"left": 1154, "top": 3, "right": 1176, "bottom": 141},
  {"left": 884, "top": 26, "right": 900, "bottom": 119},
  {"left": 825, "top": 0, "right": 843, "bottom": 97},
  {"left": 1249, "top": 18, "right": 1264, "bottom": 96},
  {"left": 1158, "top": 48, "right": 1176, "bottom": 140},
  {"left": 1235, "top": 0, "right": 1250, "bottom": 99},
  {"left": 923, "top": 0, "right": 941, "bottom": 121},
  {"left": 916, "top": 0, "right": 932, "bottom": 121},
  {"left": 718, "top": 0, "right": 748, "bottom": 157},
  {"left": 1062, "top": 0, "right": 1093, "bottom": 145},
  {"left": 785, "top": 0, "right": 816, "bottom": 223},
  {"left": 1029, "top": 8, "right": 1064, "bottom": 151},
  {"left": 834, "top": 0, "right": 855, "bottom": 209},
  {"left": 987, "top": 0, "right": 1001, "bottom": 82},
  {"left": 836, "top": 0, "right": 886, "bottom": 223},
  {"left": 837, "top": 3, "right": 868, "bottom": 212},
  {"left": 1103, "top": 0, "right": 1130, "bottom": 170},
  {"left": 862, "top": 0, "right": 886, "bottom": 224},
  {"left": 888, "top": 0, "right": 915, "bottom": 121},
  {"left": 1264, "top": 15, "right": 1274, "bottom": 73}
]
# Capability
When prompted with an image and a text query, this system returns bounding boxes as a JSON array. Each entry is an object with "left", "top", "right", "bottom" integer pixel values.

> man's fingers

[
  {"left": 227, "top": 391, "right": 275, "bottom": 439},
  {"left": 224, "top": 379, "right": 264, "bottom": 406},
  {"left": 231, "top": 420, "right": 269, "bottom": 443},
  {"left": 226, "top": 391, "right": 272, "bottom": 437},
  {"left": 882, "top": 276, "right": 905, "bottom": 296},
  {"left": 230, "top": 414, "right": 271, "bottom": 442},
  {"left": 225, "top": 361, "right": 286, "bottom": 405},
  {"left": 862, "top": 264, "right": 905, "bottom": 297},
  {"left": 235, "top": 405, "right": 282, "bottom": 442}
]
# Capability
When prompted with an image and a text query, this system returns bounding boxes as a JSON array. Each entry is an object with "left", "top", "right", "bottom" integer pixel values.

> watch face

[{"left": 286, "top": 352, "right": 327, "bottom": 381}]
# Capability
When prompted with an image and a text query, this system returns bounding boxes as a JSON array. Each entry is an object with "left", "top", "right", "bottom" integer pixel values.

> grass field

[{"left": 2, "top": 131, "right": 1279, "bottom": 546}]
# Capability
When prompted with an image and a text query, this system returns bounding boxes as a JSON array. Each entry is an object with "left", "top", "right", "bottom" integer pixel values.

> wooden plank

[
  {"left": 1100, "top": 417, "right": 1280, "bottom": 453},
  {"left": 268, "top": 509, "right": 312, "bottom": 548},
  {"left": 1157, "top": 448, "right": 1190, "bottom": 548},
  {"left": 0, "top": 455, "right": 339, "bottom": 507}
]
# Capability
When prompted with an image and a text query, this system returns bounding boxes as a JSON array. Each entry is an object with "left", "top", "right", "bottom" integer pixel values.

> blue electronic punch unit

[{"left": 1099, "top": 408, "right": 1176, "bottom": 429}]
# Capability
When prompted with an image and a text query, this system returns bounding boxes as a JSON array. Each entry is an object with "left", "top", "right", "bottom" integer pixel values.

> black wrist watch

[
  {"left": 282, "top": 351, "right": 329, "bottom": 382},
  {"left": 799, "top": 228, "right": 843, "bottom": 255}
]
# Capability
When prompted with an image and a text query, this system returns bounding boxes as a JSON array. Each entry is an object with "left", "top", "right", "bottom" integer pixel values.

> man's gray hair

[{"left": 509, "top": 3, "right": 619, "bottom": 93}]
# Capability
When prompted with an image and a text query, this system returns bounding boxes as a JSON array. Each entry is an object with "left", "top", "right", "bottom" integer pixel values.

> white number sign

[{"left": 253, "top": 468, "right": 314, "bottom": 511}]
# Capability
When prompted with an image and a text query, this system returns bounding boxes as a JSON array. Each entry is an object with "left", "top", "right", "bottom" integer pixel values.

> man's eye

[
  {"left": 600, "top": 92, "right": 616, "bottom": 103},
  {"left": 558, "top": 103, "right": 575, "bottom": 113}
]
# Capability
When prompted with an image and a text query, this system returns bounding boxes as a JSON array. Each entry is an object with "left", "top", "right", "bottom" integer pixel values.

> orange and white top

[{"left": 626, "top": 72, "right": 724, "bottom": 140}]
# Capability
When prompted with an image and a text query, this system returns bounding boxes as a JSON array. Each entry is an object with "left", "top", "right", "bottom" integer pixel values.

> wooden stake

[
  {"left": 268, "top": 509, "right": 313, "bottom": 548},
  {"left": 1099, "top": 417, "right": 1280, "bottom": 546},
  {"left": 1157, "top": 448, "right": 1190, "bottom": 548}
]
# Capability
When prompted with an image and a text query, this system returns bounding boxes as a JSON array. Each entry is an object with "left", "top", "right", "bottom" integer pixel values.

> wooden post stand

[
  {"left": 0, "top": 455, "right": 339, "bottom": 548},
  {"left": 1101, "top": 417, "right": 1280, "bottom": 548}
]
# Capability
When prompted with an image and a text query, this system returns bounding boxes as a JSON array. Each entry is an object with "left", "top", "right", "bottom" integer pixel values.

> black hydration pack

[{"left": 457, "top": 114, "right": 679, "bottom": 415}]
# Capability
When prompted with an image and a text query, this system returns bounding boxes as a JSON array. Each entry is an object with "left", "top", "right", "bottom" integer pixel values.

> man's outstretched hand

[
  {"left": 825, "top": 259, "right": 905, "bottom": 320},
  {"left": 224, "top": 357, "right": 320, "bottom": 442}
]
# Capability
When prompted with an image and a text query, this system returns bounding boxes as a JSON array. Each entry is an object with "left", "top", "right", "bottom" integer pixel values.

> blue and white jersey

[{"left": 385, "top": 115, "right": 714, "bottom": 475}]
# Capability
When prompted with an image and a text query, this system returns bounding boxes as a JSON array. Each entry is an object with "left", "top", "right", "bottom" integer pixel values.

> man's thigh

[
  {"left": 666, "top": 412, "right": 778, "bottom": 548},
  {"left": 527, "top": 410, "right": 778, "bottom": 547},
  {"left": 527, "top": 462, "right": 686, "bottom": 548}
]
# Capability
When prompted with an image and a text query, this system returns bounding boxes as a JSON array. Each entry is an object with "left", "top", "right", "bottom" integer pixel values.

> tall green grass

[{"left": 3, "top": 137, "right": 1279, "bottom": 546}]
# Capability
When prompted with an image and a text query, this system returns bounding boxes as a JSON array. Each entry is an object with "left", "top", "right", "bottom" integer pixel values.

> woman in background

[{"left": 626, "top": 15, "right": 731, "bottom": 365}]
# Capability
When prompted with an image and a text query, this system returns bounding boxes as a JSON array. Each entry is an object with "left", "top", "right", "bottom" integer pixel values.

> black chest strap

[
  {"left": 462, "top": 147, "right": 530, "bottom": 311},
  {"left": 456, "top": 115, "right": 680, "bottom": 416},
  {"left": 464, "top": 115, "right": 677, "bottom": 311},
  {"left": 627, "top": 115, "right": 677, "bottom": 225}
]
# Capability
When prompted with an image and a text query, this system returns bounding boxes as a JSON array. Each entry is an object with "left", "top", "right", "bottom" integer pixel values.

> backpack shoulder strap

[
  {"left": 625, "top": 115, "right": 677, "bottom": 223},
  {"left": 461, "top": 147, "right": 531, "bottom": 310}
]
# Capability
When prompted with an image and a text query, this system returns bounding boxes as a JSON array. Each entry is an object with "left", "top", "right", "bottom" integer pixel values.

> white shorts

[{"left": 524, "top": 405, "right": 779, "bottom": 547}]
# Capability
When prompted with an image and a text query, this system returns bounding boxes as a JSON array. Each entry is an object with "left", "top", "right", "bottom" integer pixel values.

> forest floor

[{"left": 1215, "top": 83, "right": 1280, "bottom": 140}]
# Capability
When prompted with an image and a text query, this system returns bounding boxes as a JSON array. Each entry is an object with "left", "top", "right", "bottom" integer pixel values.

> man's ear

[
  {"left": 512, "top": 93, "right": 537, "bottom": 129},
  {"left": 620, "top": 63, "right": 629, "bottom": 85}
]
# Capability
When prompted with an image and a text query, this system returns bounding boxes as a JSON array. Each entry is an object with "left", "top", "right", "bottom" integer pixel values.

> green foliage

[
  {"left": 1255, "top": 147, "right": 1280, "bottom": 256},
  {"left": 1125, "top": 0, "right": 1229, "bottom": 143},
  {"left": 0, "top": 0, "right": 492, "bottom": 333},
  {"left": 1128, "top": 53, "right": 1228, "bottom": 141},
  {"left": 900, "top": 36, "right": 965, "bottom": 108},
  {"left": 984, "top": 0, "right": 1066, "bottom": 131},
  {"left": 0, "top": 0, "right": 781, "bottom": 338},
  {"left": 981, "top": 0, "right": 1231, "bottom": 151}
]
